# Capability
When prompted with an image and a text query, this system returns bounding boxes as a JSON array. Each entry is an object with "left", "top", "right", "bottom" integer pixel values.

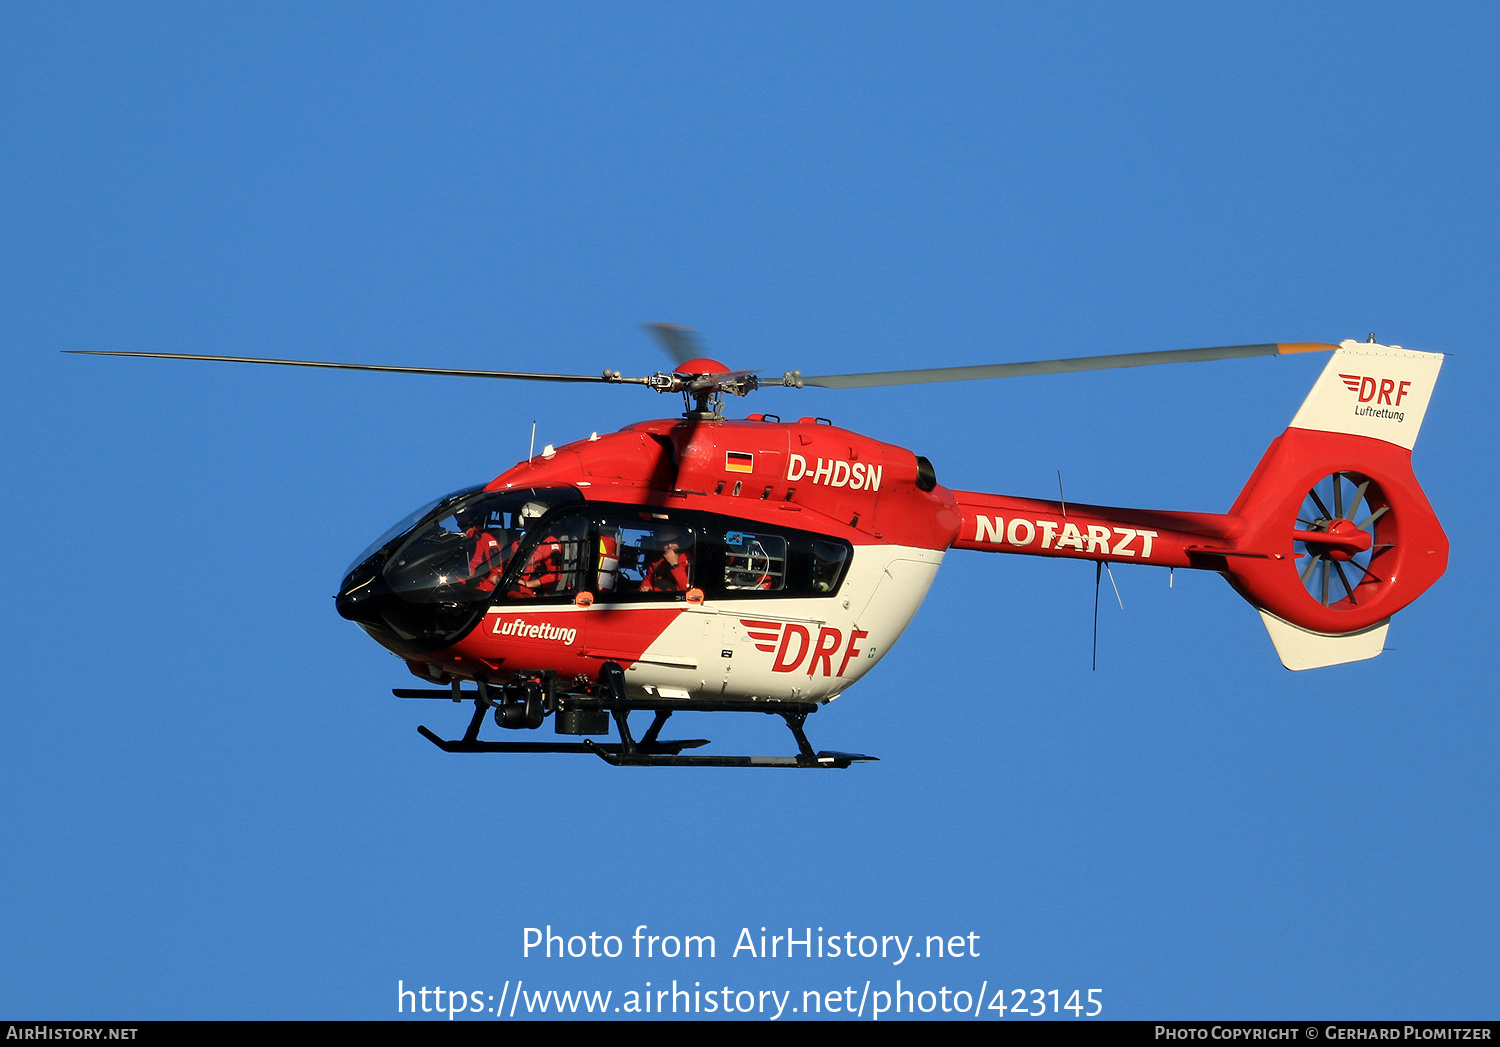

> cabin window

[
  {"left": 721, "top": 531, "right": 788, "bottom": 591},
  {"left": 589, "top": 515, "right": 698, "bottom": 600},
  {"left": 569, "top": 504, "right": 850, "bottom": 602},
  {"left": 806, "top": 540, "right": 850, "bottom": 594},
  {"left": 696, "top": 520, "right": 851, "bottom": 598}
]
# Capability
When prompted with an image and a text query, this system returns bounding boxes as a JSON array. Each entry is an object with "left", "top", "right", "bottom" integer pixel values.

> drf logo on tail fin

[{"left": 1340, "top": 374, "right": 1412, "bottom": 406}]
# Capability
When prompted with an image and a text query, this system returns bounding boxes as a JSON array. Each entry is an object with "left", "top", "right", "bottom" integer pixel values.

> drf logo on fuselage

[
  {"left": 739, "top": 618, "right": 868, "bottom": 677},
  {"left": 786, "top": 454, "right": 881, "bottom": 491}
]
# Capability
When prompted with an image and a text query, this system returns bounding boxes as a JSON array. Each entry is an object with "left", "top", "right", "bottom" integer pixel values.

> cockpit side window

[{"left": 497, "top": 513, "right": 590, "bottom": 600}]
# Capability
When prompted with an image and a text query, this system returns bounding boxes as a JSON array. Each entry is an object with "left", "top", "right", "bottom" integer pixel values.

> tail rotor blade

[{"left": 1346, "top": 479, "right": 1370, "bottom": 521}]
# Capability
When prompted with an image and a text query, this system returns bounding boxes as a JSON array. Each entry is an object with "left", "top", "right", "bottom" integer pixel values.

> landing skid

[{"left": 399, "top": 662, "right": 876, "bottom": 769}]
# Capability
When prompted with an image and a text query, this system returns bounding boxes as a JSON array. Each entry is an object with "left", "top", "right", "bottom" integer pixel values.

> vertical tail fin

[{"left": 1286, "top": 339, "right": 1443, "bottom": 450}]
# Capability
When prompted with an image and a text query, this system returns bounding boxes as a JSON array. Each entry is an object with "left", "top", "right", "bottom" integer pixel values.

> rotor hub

[
  {"left": 1321, "top": 517, "right": 1372, "bottom": 561},
  {"left": 1293, "top": 472, "right": 1390, "bottom": 607},
  {"left": 674, "top": 357, "right": 731, "bottom": 375}
]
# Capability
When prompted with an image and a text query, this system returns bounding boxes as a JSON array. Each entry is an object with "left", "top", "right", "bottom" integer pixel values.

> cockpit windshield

[
  {"left": 344, "top": 483, "right": 487, "bottom": 578},
  {"left": 336, "top": 485, "right": 585, "bottom": 652}
]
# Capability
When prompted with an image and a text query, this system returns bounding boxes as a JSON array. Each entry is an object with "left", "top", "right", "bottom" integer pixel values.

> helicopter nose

[
  {"left": 335, "top": 579, "right": 376, "bottom": 623},
  {"left": 335, "top": 555, "right": 392, "bottom": 626},
  {"left": 333, "top": 551, "right": 491, "bottom": 653}
]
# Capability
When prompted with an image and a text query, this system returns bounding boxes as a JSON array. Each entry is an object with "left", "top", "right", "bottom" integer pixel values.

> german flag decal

[{"left": 726, "top": 451, "right": 754, "bottom": 473}]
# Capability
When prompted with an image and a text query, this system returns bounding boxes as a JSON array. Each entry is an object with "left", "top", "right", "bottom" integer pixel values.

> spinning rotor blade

[
  {"left": 796, "top": 342, "right": 1337, "bottom": 389},
  {"left": 64, "top": 351, "right": 649, "bottom": 385},
  {"left": 641, "top": 323, "right": 707, "bottom": 367}
]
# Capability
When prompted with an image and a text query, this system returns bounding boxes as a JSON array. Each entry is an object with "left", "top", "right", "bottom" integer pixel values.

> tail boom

[{"left": 951, "top": 492, "right": 1248, "bottom": 569}]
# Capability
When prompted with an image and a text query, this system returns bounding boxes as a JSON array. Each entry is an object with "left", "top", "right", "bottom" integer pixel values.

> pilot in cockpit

[{"left": 456, "top": 505, "right": 505, "bottom": 593}]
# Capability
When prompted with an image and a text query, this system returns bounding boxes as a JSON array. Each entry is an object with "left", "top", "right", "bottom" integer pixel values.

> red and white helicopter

[{"left": 74, "top": 328, "right": 1447, "bottom": 767}]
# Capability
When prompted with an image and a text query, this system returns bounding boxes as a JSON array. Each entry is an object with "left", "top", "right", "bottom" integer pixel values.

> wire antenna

[
  {"left": 1092, "top": 561, "right": 1101, "bottom": 670},
  {"left": 1105, "top": 561, "right": 1123, "bottom": 609}
]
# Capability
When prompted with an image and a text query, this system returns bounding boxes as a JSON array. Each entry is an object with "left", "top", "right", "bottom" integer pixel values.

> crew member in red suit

[
  {"left": 506, "top": 501, "right": 564, "bottom": 598},
  {"left": 456, "top": 506, "right": 505, "bottom": 593},
  {"left": 509, "top": 534, "right": 564, "bottom": 596},
  {"left": 640, "top": 536, "right": 691, "bottom": 592}
]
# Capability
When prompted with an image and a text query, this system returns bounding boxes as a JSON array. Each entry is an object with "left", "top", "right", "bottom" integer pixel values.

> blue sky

[{"left": 3, "top": 3, "right": 1496, "bottom": 1020}]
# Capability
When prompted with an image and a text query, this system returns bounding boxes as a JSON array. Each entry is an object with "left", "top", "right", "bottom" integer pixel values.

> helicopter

[{"left": 72, "top": 326, "right": 1447, "bottom": 768}]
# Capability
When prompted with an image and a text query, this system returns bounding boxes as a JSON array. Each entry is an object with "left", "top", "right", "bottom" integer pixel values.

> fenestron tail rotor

[{"left": 1293, "top": 471, "right": 1393, "bottom": 609}]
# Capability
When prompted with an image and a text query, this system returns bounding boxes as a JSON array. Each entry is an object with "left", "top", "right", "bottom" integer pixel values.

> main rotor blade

[
  {"left": 641, "top": 323, "right": 706, "bottom": 367},
  {"left": 64, "top": 350, "right": 648, "bottom": 385},
  {"left": 798, "top": 342, "right": 1337, "bottom": 390}
]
